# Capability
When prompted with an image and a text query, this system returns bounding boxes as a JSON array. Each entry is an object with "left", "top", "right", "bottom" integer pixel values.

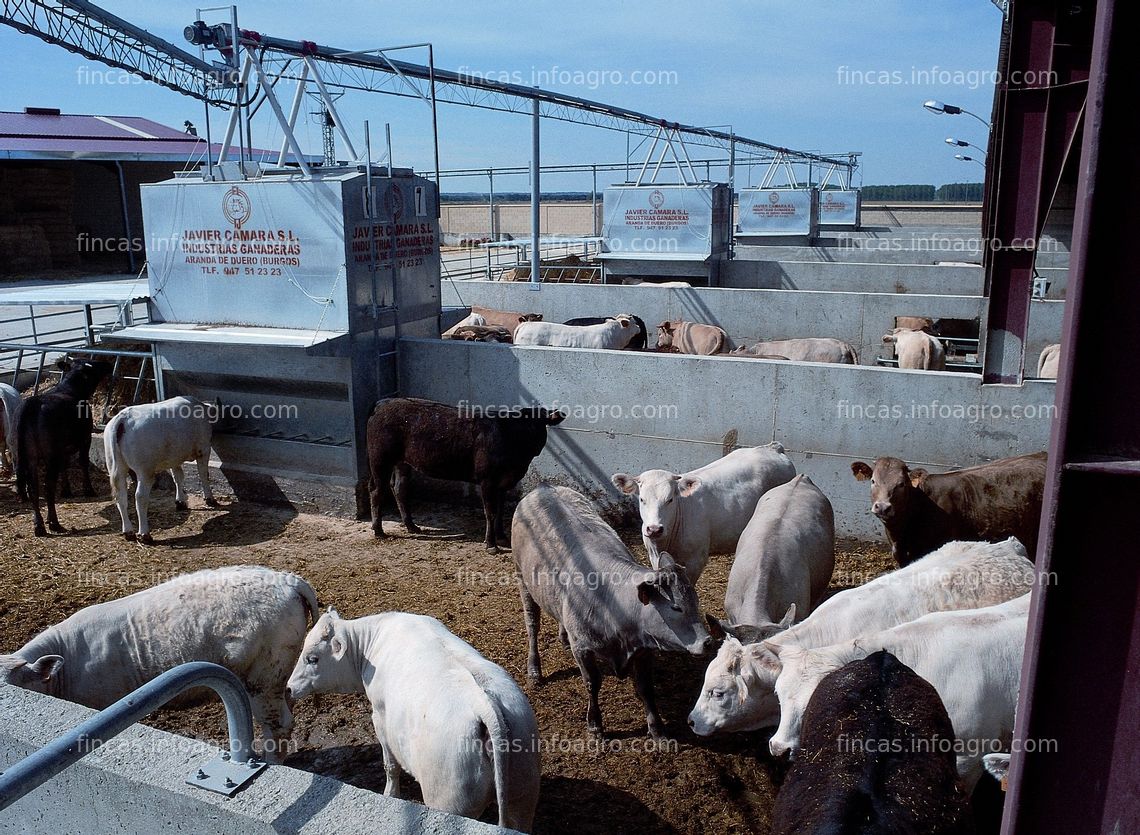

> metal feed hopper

[
  {"left": 819, "top": 189, "right": 861, "bottom": 230},
  {"left": 599, "top": 182, "right": 734, "bottom": 286},
  {"left": 114, "top": 164, "right": 441, "bottom": 513},
  {"left": 736, "top": 187, "right": 821, "bottom": 244}
]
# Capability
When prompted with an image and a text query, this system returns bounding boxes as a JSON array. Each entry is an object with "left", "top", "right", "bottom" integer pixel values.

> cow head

[
  {"left": 656, "top": 321, "right": 677, "bottom": 350},
  {"left": 688, "top": 634, "right": 785, "bottom": 736},
  {"left": 60, "top": 358, "right": 112, "bottom": 397},
  {"left": 611, "top": 468, "right": 700, "bottom": 543},
  {"left": 705, "top": 605, "right": 796, "bottom": 645},
  {"left": 636, "top": 553, "right": 712, "bottom": 656},
  {"left": 851, "top": 457, "right": 927, "bottom": 523},
  {"left": 0, "top": 653, "right": 63, "bottom": 694},
  {"left": 520, "top": 313, "right": 543, "bottom": 323},
  {"left": 285, "top": 608, "right": 359, "bottom": 703}
]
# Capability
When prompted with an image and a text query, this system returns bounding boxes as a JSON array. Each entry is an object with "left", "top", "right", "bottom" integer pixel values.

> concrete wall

[
  {"left": 722, "top": 259, "right": 982, "bottom": 294},
  {"left": 0, "top": 685, "right": 509, "bottom": 835},
  {"left": 401, "top": 338, "right": 1057, "bottom": 540},
  {"left": 722, "top": 259, "right": 1067, "bottom": 299},
  {"left": 439, "top": 280, "right": 1064, "bottom": 373}
]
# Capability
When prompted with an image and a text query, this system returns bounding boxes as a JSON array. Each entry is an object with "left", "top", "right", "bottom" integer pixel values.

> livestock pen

[{"left": 0, "top": 485, "right": 897, "bottom": 834}]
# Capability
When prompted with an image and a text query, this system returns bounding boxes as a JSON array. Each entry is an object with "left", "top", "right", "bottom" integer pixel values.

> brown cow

[
  {"left": 366, "top": 397, "right": 564, "bottom": 550},
  {"left": 656, "top": 321, "right": 726, "bottom": 355},
  {"left": 851, "top": 451, "right": 1047, "bottom": 566},
  {"left": 470, "top": 305, "right": 542, "bottom": 337},
  {"left": 445, "top": 324, "right": 513, "bottom": 343}
]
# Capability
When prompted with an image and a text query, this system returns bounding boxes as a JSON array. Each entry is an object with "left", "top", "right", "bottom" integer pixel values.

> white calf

[
  {"left": 0, "top": 382, "right": 20, "bottom": 477},
  {"left": 514, "top": 315, "right": 638, "bottom": 349},
  {"left": 611, "top": 443, "right": 796, "bottom": 581},
  {"left": 883, "top": 328, "right": 946, "bottom": 370},
  {"left": 104, "top": 396, "right": 217, "bottom": 544},
  {"left": 688, "top": 538, "right": 1034, "bottom": 736},
  {"left": 3, "top": 566, "right": 317, "bottom": 760},
  {"left": 286, "top": 610, "right": 541, "bottom": 831},
  {"left": 768, "top": 593, "right": 1030, "bottom": 790},
  {"left": 1037, "top": 343, "right": 1061, "bottom": 378}
]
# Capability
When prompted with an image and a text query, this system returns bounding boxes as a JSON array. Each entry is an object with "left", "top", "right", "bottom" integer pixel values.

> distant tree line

[{"left": 861, "top": 183, "right": 983, "bottom": 202}]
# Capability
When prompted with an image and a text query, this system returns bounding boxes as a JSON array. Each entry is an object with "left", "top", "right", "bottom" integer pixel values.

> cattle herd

[
  {"left": 0, "top": 351, "right": 1052, "bottom": 832},
  {"left": 439, "top": 303, "right": 1066, "bottom": 380}
]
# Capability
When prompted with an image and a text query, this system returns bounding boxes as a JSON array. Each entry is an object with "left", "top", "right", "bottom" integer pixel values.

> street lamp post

[
  {"left": 954, "top": 153, "right": 987, "bottom": 169},
  {"left": 923, "top": 99, "right": 992, "bottom": 130},
  {"left": 945, "top": 136, "right": 987, "bottom": 157}
]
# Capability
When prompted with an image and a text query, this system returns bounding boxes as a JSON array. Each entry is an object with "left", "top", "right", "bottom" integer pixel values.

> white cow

[
  {"left": 731, "top": 338, "right": 859, "bottom": 364},
  {"left": 2, "top": 566, "right": 317, "bottom": 760},
  {"left": 1037, "top": 343, "right": 1061, "bottom": 379},
  {"left": 688, "top": 537, "right": 1034, "bottom": 736},
  {"left": 514, "top": 315, "right": 638, "bottom": 350},
  {"left": 768, "top": 592, "right": 1031, "bottom": 789},
  {"left": 0, "top": 382, "right": 20, "bottom": 477},
  {"left": 883, "top": 328, "right": 946, "bottom": 370},
  {"left": 441, "top": 312, "right": 487, "bottom": 338},
  {"left": 286, "top": 610, "right": 541, "bottom": 832},
  {"left": 983, "top": 753, "right": 1012, "bottom": 786},
  {"left": 104, "top": 395, "right": 218, "bottom": 544},
  {"left": 623, "top": 279, "right": 692, "bottom": 287},
  {"left": 721, "top": 474, "right": 835, "bottom": 631},
  {"left": 611, "top": 443, "right": 796, "bottom": 581}
]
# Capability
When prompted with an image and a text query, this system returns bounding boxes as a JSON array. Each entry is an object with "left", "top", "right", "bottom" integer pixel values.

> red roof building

[{"left": 0, "top": 107, "right": 312, "bottom": 275}]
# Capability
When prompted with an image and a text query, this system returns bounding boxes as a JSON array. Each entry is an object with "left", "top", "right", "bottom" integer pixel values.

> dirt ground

[{"left": 0, "top": 476, "right": 894, "bottom": 835}]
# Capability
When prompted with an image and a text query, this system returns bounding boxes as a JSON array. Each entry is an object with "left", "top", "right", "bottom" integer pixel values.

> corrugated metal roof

[
  {"left": 0, "top": 278, "right": 149, "bottom": 307},
  {"left": 0, "top": 110, "right": 313, "bottom": 164}
]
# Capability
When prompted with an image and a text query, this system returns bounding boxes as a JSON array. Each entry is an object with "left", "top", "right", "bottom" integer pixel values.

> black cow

[
  {"left": 562, "top": 315, "right": 648, "bottom": 350},
  {"left": 771, "top": 650, "right": 975, "bottom": 835},
  {"left": 366, "top": 397, "right": 564, "bottom": 549},
  {"left": 16, "top": 358, "right": 112, "bottom": 536}
]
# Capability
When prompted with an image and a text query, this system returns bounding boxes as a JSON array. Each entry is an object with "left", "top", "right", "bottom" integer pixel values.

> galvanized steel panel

[
  {"left": 819, "top": 189, "right": 861, "bottom": 228},
  {"left": 602, "top": 184, "right": 732, "bottom": 259},
  {"left": 738, "top": 187, "right": 820, "bottom": 236},
  {"left": 142, "top": 176, "right": 350, "bottom": 330}
]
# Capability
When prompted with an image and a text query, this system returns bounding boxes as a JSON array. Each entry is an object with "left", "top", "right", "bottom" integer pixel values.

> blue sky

[{"left": 0, "top": 1, "right": 1003, "bottom": 191}]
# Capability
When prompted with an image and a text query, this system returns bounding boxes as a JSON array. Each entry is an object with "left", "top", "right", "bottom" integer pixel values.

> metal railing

[
  {"left": 0, "top": 301, "right": 142, "bottom": 382},
  {"left": 0, "top": 299, "right": 161, "bottom": 423},
  {"left": 0, "top": 662, "right": 265, "bottom": 812},
  {"left": 0, "top": 342, "right": 162, "bottom": 427},
  {"left": 441, "top": 237, "right": 603, "bottom": 283}
]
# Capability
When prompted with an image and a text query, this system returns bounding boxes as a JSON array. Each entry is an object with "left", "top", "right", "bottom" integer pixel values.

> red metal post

[
  {"left": 982, "top": 1, "right": 1091, "bottom": 384},
  {"left": 1004, "top": 0, "right": 1140, "bottom": 831}
]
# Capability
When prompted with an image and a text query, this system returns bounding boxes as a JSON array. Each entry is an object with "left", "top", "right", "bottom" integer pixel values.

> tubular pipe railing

[{"left": 0, "top": 662, "right": 255, "bottom": 812}]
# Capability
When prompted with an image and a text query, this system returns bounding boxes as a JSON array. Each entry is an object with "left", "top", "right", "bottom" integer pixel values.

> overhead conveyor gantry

[{"left": 0, "top": 0, "right": 859, "bottom": 172}]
